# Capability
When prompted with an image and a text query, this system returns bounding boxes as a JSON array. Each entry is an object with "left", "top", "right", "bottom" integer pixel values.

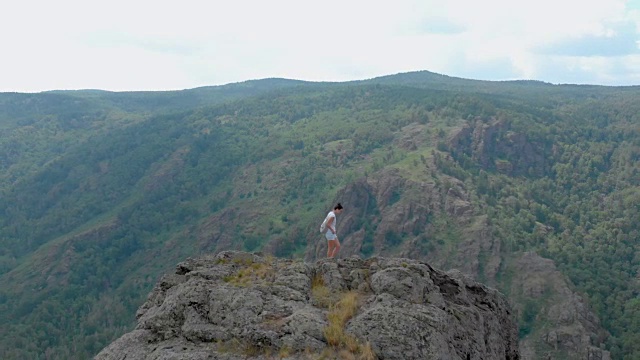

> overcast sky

[{"left": 2, "top": 0, "right": 640, "bottom": 92}]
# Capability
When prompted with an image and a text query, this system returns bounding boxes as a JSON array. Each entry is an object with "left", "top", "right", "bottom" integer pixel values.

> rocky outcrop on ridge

[
  {"left": 512, "top": 253, "right": 610, "bottom": 360},
  {"left": 306, "top": 167, "right": 609, "bottom": 360},
  {"left": 447, "top": 118, "right": 547, "bottom": 177},
  {"left": 95, "top": 251, "right": 520, "bottom": 360}
]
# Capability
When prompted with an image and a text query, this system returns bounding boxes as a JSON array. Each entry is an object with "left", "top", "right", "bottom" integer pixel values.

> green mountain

[{"left": 0, "top": 71, "right": 638, "bottom": 359}]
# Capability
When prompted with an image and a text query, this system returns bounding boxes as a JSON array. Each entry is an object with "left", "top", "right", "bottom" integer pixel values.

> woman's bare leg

[
  {"left": 329, "top": 239, "right": 340, "bottom": 258},
  {"left": 327, "top": 240, "right": 336, "bottom": 258}
]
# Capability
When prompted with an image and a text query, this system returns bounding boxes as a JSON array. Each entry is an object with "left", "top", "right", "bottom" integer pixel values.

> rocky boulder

[{"left": 96, "top": 251, "right": 520, "bottom": 360}]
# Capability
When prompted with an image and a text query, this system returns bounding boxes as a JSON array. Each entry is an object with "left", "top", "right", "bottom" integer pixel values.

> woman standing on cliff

[{"left": 322, "top": 203, "right": 343, "bottom": 258}]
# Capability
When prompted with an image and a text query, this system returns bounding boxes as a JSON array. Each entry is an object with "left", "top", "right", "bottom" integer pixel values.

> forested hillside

[{"left": 0, "top": 72, "right": 638, "bottom": 359}]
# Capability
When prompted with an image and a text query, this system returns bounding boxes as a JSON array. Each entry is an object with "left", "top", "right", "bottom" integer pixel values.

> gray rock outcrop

[
  {"left": 447, "top": 118, "right": 547, "bottom": 177},
  {"left": 96, "top": 251, "right": 520, "bottom": 360},
  {"left": 512, "top": 252, "right": 610, "bottom": 360}
]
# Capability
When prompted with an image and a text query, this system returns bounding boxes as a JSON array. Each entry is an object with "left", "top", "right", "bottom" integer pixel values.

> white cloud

[{"left": 0, "top": 0, "right": 639, "bottom": 91}]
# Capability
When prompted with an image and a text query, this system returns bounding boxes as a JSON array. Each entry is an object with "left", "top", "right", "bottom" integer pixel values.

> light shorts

[{"left": 325, "top": 231, "right": 337, "bottom": 241}]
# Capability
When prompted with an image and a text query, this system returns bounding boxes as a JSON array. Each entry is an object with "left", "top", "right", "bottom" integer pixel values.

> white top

[{"left": 325, "top": 211, "right": 337, "bottom": 234}]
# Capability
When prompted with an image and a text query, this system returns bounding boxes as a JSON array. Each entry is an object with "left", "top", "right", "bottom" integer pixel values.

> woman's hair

[{"left": 334, "top": 203, "right": 343, "bottom": 210}]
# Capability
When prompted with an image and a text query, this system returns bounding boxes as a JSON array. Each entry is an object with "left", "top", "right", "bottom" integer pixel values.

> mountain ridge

[{"left": 6, "top": 69, "right": 640, "bottom": 98}]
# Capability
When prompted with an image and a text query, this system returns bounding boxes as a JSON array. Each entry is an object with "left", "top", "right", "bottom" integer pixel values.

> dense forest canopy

[{"left": 0, "top": 71, "right": 638, "bottom": 359}]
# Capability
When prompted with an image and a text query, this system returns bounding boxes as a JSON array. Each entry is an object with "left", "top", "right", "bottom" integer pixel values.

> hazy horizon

[{"left": 5, "top": 69, "right": 640, "bottom": 95}]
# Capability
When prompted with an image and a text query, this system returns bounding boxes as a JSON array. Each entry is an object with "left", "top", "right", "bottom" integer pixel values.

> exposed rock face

[
  {"left": 447, "top": 118, "right": 547, "bottom": 177},
  {"left": 308, "top": 169, "right": 461, "bottom": 259},
  {"left": 305, "top": 170, "right": 610, "bottom": 360},
  {"left": 95, "top": 251, "right": 520, "bottom": 360},
  {"left": 307, "top": 168, "right": 498, "bottom": 286},
  {"left": 197, "top": 208, "right": 238, "bottom": 252},
  {"left": 511, "top": 252, "right": 610, "bottom": 360}
]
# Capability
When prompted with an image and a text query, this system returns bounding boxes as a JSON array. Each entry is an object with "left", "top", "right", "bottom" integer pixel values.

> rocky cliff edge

[{"left": 95, "top": 251, "right": 520, "bottom": 360}]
